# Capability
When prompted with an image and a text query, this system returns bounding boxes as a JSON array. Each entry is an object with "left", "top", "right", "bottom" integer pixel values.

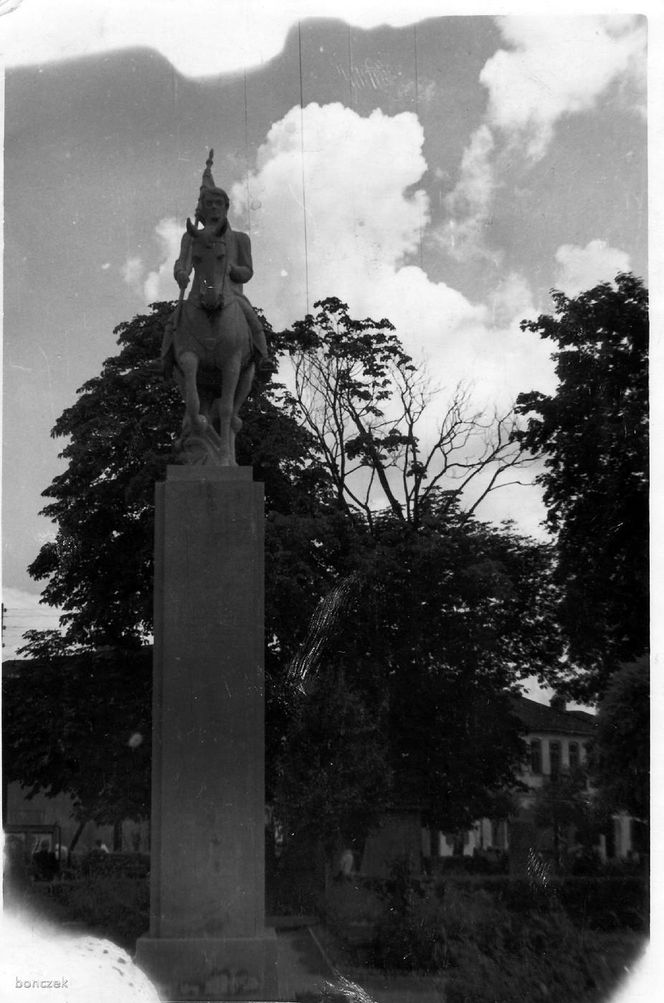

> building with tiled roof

[
  {"left": 425, "top": 693, "right": 642, "bottom": 867},
  {"left": 512, "top": 694, "right": 596, "bottom": 737},
  {"left": 361, "top": 691, "right": 641, "bottom": 875},
  {"left": 511, "top": 694, "right": 595, "bottom": 796}
]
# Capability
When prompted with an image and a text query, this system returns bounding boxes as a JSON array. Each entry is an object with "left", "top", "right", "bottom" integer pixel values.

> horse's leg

[
  {"left": 216, "top": 359, "right": 242, "bottom": 465},
  {"left": 229, "top": 362, "right": 256, "bottom": 464},
  {"left": 178, "top": 350, "right": 207, "bottom": 432}
]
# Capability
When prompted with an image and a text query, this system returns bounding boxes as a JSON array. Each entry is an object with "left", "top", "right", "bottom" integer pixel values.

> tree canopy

[
  {"left": 2, "top": 647, "right": 151, "bottom": 827},
  {"left": 9, "top": 297, "right": 565, "bottom": 846},
  {"left": 514, "top": 273, "right": 648, "bottom": 702},
  {"left": 590, "top": 655, "right": 649, "bottom": 822},
  {"left": 276, "top": 500, "right": 561, "bottom": 843},
  {"left": 24, "top": 302, "right": 336, "bottom": 657}
]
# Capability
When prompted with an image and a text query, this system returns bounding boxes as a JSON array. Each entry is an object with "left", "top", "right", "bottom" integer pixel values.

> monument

[{"left": 135, "top": 153, "right": 278, "bottom": 1000}]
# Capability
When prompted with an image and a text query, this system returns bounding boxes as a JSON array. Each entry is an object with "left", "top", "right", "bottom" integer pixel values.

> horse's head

[{"left": 187, "top": 217, "right": 227, "bottom": 311}]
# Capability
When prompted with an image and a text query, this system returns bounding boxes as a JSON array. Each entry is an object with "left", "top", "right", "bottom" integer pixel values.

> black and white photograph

[{"left": 1, "top": 2, "right": 655, "bottom": 1001}]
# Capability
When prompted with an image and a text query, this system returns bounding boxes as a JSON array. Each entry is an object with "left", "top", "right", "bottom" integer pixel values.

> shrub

[
  {"left": 370, "top": 857, "right": 447, "bottom": 971},
  {"left": 431, "top": 883, "right": 644, "bottom": 1003},
  {"left": 266, "top": 842, "right": 323, "bottom": 916},
  {"left": 431, "top": 852, "right": 508, "bottom": 876},
  {"left": 78, "top": 851, "right": 150, "bottom": 879},
  {"left": 556, "top": 876, "right": 648, "bottom": 931},
  {"left": 456, "top": 874, "right": 648, "bottom": 930},
  {"left": 321, "top": 880, "right": 383, "bottom": 944},
  {"left": 372, "top": 892, "right": 447, "bottom": 971},
  {"left": 51, "top": 875, "right": 149, "bottom": 948},
  {"left": 365, "top": 863, "right": 647, "bottom": 1001}
]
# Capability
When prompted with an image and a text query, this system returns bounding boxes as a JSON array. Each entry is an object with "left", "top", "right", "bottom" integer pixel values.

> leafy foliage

[
  {"left": 25, "top": 303, "right": 180, "bottom": 649},
  {"left": 16, "top": 300, "right": 348, "bottom": 814},
  {"left": 328, "top": 874, "right": 646, "bottom": 999},
  {"left": 2, "top": 647, "right": 151, "bottom": 824},
  {"left": 278, "top": 504, "right": 561, "bottom": 840},
  {"left": 531, "top": 768, "right": 598, "bottom": 867},
  {"left": 24, "top": 301, "right": 336, "bottom": 655},
  {"left": 371, "top": 857, "right": 448, "bottom": 971},
  {"left": 514, "top": 273, "right": 648, "bottom": 700},
  {"left": 13, "top": 298, "right": 562, "bottom": 846},
  {"left": 590, "top": 655, "right": 649, "bottom": 821},
  {"left": 51, "top": 875, "right": 149, "bottom": 950},
  {"left": 274, "top": 667, "right": 392, "bottom": 861}
]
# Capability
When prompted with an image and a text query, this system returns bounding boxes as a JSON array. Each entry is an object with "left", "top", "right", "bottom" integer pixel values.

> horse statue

[{"left": 162, "top": 152, "right": 266, "bottom": 467}]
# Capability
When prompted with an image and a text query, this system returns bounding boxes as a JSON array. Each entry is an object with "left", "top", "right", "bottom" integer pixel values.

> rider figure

[{"left": 162, "top": 154, "right": 273, "bottom": 378}]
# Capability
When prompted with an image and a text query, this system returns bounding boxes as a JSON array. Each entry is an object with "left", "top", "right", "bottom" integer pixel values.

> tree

[
  {"left": 275, "top": 500, "right": 561, "bottom": 847},
  {"left": 271, "top": 299, "right": 560, "bottom": 841},
  {"left": 286, "top": 298, "right": 533, "bottom": 529},
  {"left": 532, "top": 769, "right": 596, "bottom": 868},
  {"left": 13, "top": 299, "right": 559, "bottom": 847},
  {"left": 2, "top": 647, "right": 151, "bottom": 839},
  {"left": 16, "top": 301, "right": 354, "bottom": 811},
  {"left": 591, "top": 655, "right": 649, "bottom": 822},
  {"left": 24, "top": 301, "right": 338, "bottom": 656},
  {"left": 514, "top": 273, "right": 648, "bottom": 701},
  {"left": 273, "top": 666, "right": 392, "bottom": 865}
]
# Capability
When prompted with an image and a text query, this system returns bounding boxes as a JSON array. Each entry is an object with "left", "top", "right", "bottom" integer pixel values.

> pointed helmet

[{"left": 195, "top": 149, "right": 229, "bottom": 223}]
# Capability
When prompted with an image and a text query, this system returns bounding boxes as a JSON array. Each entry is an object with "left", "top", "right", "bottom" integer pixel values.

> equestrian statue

[{"left": 162, "top": 150, "right": 271, "bottom": 466}]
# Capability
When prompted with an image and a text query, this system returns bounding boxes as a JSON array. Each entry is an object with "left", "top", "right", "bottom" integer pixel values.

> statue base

[
  {"left": 136, "top": 466, "right": 276, "bottom": 1000},
  {"left": 135, "top": 931, "right": 278, "bottom": 1001}
]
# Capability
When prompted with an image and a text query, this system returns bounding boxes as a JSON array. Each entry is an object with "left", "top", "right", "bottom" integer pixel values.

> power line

[
  {"left": 413, "top": 24, "right": 420, "bottom": 120},
  {"left": 243, "top": 68, "right": 251, "bottom": 232},
  {"left": 297, "top": 21, "right": 311, "bottom": 317},
  {"left": 347, "top": 25, "right": 354, "bottom": 109},
  {"left": 413, "top": 23, "right": 424, "bottom": 271}
]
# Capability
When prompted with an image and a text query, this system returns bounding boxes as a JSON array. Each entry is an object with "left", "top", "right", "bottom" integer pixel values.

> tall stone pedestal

[{"left": 135, "top": 466, "right": 278, "bottom": 1001}]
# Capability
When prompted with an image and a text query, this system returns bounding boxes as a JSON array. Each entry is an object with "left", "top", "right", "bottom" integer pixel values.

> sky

[{"left": 0, "top": 2, "right": 654, "bottom": 664}]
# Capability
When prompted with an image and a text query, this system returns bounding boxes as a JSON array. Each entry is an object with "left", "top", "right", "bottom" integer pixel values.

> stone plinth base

[{"left": 135, "top": 929, "right": 278, "bottom": 1001}]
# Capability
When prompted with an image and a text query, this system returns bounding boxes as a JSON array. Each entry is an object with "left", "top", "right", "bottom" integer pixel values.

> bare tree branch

[{"left": 285, "top": 302, "right": 536, "bottom": 528}]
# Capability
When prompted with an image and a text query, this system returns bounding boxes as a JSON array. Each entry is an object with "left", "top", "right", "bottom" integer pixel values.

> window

[
  {"left": 569, "top": 742, "right": 580, "bottom": 771},
  {"left": 530, "top": 739, "right": 542, "bottom": 774},
  {"left": 549, "top": 741, "right": 561, "bottom": 779}
]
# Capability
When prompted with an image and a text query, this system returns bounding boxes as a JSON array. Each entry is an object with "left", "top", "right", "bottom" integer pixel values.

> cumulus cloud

[
  {"left": 143, "top": 219, "right": 183, "bottom": 301},
  {"left": 232, "top": 103, "right": 429, "bottom": 315},
  {"left": 122, "top": 218, "right": 182, "bottom": 303},
  {"left": 554, "top": 239, "right": 632, "bottom": 296},
  {"left": 486, "top": 272, "right": 536, "bottom": 329},
  {"left": 437, "top": 15, "right": 646, "bottom": 261},
  {"left": 481, "top": 15, "right": 646, "bottom": 160},
  {"left": 119, "top": 100, "right": 553, "bottom": 532},
  {"left": 437, "top": 125, "right": 500, "bottom": 263},
  {"left": 137, "top": 103, "right": 552, "bottom": 415},
  {"left": 226, "top": 103, "right": 552, "bottom": 414},
  {"left": 121, "top": 256, "right": 145, "bottom": 294}
]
